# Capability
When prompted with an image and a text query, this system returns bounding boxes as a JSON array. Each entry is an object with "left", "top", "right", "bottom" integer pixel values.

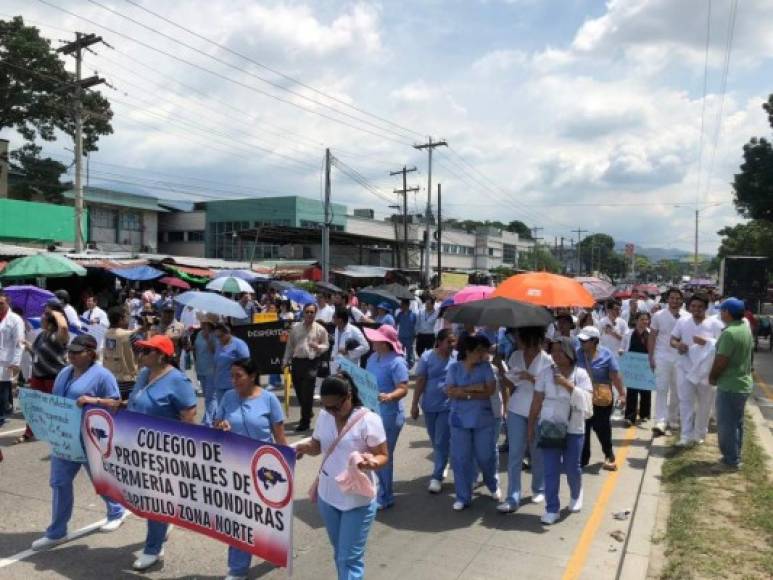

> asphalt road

[{"left": 0, "top": 382, "right": 653, "bottom": 580}]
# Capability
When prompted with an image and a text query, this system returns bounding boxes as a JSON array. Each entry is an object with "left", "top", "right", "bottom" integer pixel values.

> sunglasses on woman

[{"left": 323, "top": 397, "right": 347, "bottom": 413}]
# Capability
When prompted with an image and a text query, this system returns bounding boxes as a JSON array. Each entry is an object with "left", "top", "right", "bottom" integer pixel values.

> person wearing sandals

[
  {"left": 295, "top": 375, "right": 388, "bottom": 580},
  {"left": 410, "top": 329, "right": 456, "bottom": 494},
  {"left": 576, "top": 327, "right": 626, "bottom": 471},
  {"left": 30, "top": 335, "right": 127, "bottom": 551},
  {"left": 446, "top": 334, "right": 500, "bottom": 511},
  {"left": 528, "top": 337, "right": 593, "bottom": 525},
  {"left": 362, "top": 325, "right": 409, "bottom": 510},
  {"left": 497, "top": 326, "right": 551, "bottom": 514},
  {"left": 90, "top": 335, "right": 197, "bottom": 571},
  {"left": 214, "top": 358, "right": 287, "bottom": 580}
]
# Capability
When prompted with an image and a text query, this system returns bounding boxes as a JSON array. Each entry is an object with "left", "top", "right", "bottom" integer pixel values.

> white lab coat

[{"left": 0, "top": 312, "right": 25, "bottom": 382}]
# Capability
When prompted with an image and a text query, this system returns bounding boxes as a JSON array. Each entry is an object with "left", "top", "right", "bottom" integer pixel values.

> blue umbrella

[
  {"left": 173, "top": 291, "right": 247, "bottom": 318},
  {"left": 284, "top": 288, "right": 316, "bottom": 306},
  {"left": 4, "top": 285, "right": 54, "bottom": 317}
]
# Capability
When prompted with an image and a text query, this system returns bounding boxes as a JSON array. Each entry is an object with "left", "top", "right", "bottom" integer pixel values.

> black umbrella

[
  {"left": 357, "top": 287, "right": 399, "bottom": 309},
  {"left": 375, "top": 283, "right": 413, "bottom": 300},
  {"left": 443, "top": 297, "right": 554, "bottom": 328},
  {"left": 316, "top": 281, "right": 343, "bottom": 294},
  {"left": 269, "top": 280, "right": 295, "bottom": 292}
]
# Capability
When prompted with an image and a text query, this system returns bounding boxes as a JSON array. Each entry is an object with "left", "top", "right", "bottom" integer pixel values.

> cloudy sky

[{"left": 3, "top": 0, "right": 773, "bottom": 254}]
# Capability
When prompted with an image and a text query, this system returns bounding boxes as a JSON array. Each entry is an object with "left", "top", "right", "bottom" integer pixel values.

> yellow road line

[
  {"left": 562, "top": 425, "right": 638, "bottom": 580},
  {"left": 753, "top": 372, "right": 773, "bottom": 400}
]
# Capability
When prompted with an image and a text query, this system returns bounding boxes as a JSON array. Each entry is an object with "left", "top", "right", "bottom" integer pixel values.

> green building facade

[
  {"left": 205, "top": 196, "right": 347, "bottom": 260},
  {"left": 0, "top": 198, "right": 87, "bottom": 245}
]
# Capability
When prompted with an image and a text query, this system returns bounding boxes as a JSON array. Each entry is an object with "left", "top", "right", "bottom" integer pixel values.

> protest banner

[
  {"left": 335, "top": 356, "right": 380, "bottom": 411},
  {"left": 252, "top": 312, "right": 278, "bottom": 324},
  {"left": 19, "top": 388, "right": 86, "bottom": 462},
  {"left": 232, "top": 320, "right": 293, "bottom": 375},
  {"left": 619, "top": 352, "right": 656, "bottom": 390},
  {"left": 83, "top": 407, "right": 295, "bottom": 568}
]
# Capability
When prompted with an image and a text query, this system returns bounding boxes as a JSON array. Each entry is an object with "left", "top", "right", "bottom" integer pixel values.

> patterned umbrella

[{"left": 206, "top": 276, "right": 253, "bottom": 294}]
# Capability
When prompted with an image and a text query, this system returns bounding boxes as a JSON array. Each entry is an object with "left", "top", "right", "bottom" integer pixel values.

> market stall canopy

[
  {"left": 315, "top": 281, "right": 343, "bottom": 294},
  {"left": 206, "top": 276, "right": 253, "bottom": 294},
  {"left": 493, "top": 272, "right": 595, "bottom": 308},
  {"left": 443, "top": 297, "right": 554, "bottom": 328},
  {"left": 111, "top": 265, "right": 165, "bottom": 281},
  {"left": 158, "top": 276, "right": 191, "bottom": 290},
  {"left": 0, "top": 253, "right": 86, "bottom": 280},
  {"left": 575, "top": 277, "right": 616, "bottom": 301},
  {"left": 3, "top": 285, "right": 54, "bottom": 317},
  {"left": 174, "top": 291, "right": 247, "bottom": 318}
]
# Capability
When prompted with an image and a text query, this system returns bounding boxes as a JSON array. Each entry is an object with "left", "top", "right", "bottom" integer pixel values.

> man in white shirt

[
  {"left": 315, "top": 293, "right": 335, "bottom": 324},
  {"left": 648, "top": 288, "right": 685, "bottom": 435},
  {"left": 55, "top": 290, "right": 82, "bottom": 330},
  {"left": 415, "top": 295, "right": 439, "bottom": 357},
  {"left": 0, "top": 291, "right": 24, "bottom": 426},
  {"left": 598, "top": 301, "right": 628, "bottom": 354},
  {"left": 670, "top": 293, "right": 724, "bottom": 446},
  {"left": 82, "top": 295, "right": 109, "bottom": 328},
  {"left": 329, "top": 306, "right": 370, "bottom": 374}
]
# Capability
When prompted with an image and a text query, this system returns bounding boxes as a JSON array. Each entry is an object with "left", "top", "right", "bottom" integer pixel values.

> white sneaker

[
  {"left": 490, "top": 487, "right": 502, "bottom": 502},
  {"left": 541, "top": 512, "right": 559, "bottom": 525},
  {"left": 531, "top": 493, "right": 545, "bottom": 504},
  {"left": 166, "top": 524, "right": 174, "bottom": 539},
  {"left": 652, "top": 422, "right": 666, "bottom": 435},
  {"left": 569, "top": 490, "right": 583, "bottom": 513},
  {"left": 100, "top": 511, "right": 128, "bottom": 532},
  {"left": 496, "top": 501, "right": 516, "bottom": 514},
  {"left": 428, "top": 479, "right": 442, "bottom": 494},
  {"left": 133, "top": 550, "right": 163, "bottom": 571},
  {"left": 31, "top": 536, "right": 66, "bottom": 551},
  {"left": 452, "top": 501, "right": 467, "bottom": 511},
  {"left": 442, "top": 464, "right": 450, "bottom": 479},
  {"left": 675, "top": 438, "right": 691, "bottom": 448},
  {"left": 225, "top": 576, "right": 247, "bottom": 580}
]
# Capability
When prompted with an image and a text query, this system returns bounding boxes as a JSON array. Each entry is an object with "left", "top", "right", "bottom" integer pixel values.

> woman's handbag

[
  {"left": 583, "top": 358, "right": 614, "bottom": 407},
  {"left": 536, "top": 420, "right": 568, "bottom": 449},
  {"left": 308, "top": 409, "right": 369, "bottom": 503}
]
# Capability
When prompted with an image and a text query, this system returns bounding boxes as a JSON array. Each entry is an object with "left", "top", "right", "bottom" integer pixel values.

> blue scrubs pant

[
  {"left": 144, "top": 520, "right": 168, "bottom": 556},
  {"left": 424, "top": 411, "right": 450, "bottom": 481},
  {"left": 47, "top": 457, "right": 124, "bottom": 540},
  {"left": 227, "top": 546, "right": 252, "bottom": 577},
  {"left": 450, "top": 423, "right": 498, "bottom": 506},
  {"left": 376, "top": 412, "right": 404, "bottom": 508},
  {"left": 504, "top": 412, "right": 544, "bottom": 508},
  {"left": 543, "top": 433, "right": 584, "bottom": 514},
  {"left": 199, "top": 375, "right": 217, "bottom": 427},
  {"left": 318, "top": 497, "right": 377, "bottom": 580},
  {"left": 399, "top": 336, "right": 415, "bottom": 368}
]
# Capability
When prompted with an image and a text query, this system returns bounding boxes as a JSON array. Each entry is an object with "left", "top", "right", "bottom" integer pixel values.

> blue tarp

[{"left": 110, "top": 265, "right": 164, "bottom": 281}]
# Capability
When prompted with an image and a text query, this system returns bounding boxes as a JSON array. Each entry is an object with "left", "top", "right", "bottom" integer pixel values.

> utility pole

[
  {"left": 414, "top": 137, "right": 447, "bottom": 287},
  {"left": 58, "top": 32, "right": 106, "bottom": 253},
  {"left": 436, "top": 183, "right": 442, "bottom": 285},
  {"left": 390, "top": 166, "right": 418, "bottom": 269},
  {"left": 572, "top": 227, "right": 588, "bottom": 275},
  {"left": 531, "top": 227, "right": 543, "bottom": 271},
  {"left": 693, "top": 208, "right": 699, "bottom": 279},
  {"left": 322, "top": 148, "right": 332, "bottom": 282}
]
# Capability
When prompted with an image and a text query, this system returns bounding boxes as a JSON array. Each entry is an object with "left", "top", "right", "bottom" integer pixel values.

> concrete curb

[
  {"left": 748, "top": 393, "right": 773, "bottom": 477},
  {"left": 617, "top": 433, "right": 667, "bottom": 580}
]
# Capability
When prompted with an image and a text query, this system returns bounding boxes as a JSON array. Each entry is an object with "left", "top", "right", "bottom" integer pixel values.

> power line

[{"left": 694, "top": 0, "right": 713, "bottom": 206}]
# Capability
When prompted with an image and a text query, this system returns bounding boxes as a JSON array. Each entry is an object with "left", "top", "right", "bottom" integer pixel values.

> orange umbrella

[{"left": 493, "top": 272, "right": 595, "bottom": 308}]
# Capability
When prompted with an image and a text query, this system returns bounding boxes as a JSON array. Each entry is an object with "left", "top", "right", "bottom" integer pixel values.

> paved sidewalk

[{"left": 0, "top": 389, "right": 654, "bottom": 579}]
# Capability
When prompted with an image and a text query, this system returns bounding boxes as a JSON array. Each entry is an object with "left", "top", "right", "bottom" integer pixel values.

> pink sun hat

[{"left": 363, "top": 324, "right": 404, "bottom": 356}]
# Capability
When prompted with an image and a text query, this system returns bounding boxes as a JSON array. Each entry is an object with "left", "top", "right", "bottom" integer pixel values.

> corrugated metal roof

[
  {"left": 0, "top": 243, "right": 44, "bottom": 257},
  {"left": 63, "top": 187, "right": 169, "bottom": 212}
]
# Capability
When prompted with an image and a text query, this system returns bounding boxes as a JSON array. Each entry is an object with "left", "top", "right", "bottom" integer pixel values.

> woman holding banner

[
  {"left": 127, "top": 334, "right": 197, "bottom": 571},
  {"left": 296, "top": 375, "right": 388, "bottom": 580},
  {"left": 363, "top": 325, "right": 408, "bottom": 510},
  {"left": 30, "top": 334, "right": 127, "bottom": 551},
  {"left": 214, "top": 357, "right": 287, "bottom": 580}
]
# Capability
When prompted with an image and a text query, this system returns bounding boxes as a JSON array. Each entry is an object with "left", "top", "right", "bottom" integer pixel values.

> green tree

[
  {"left": 731, "top": 94, "right": 773, "bottom": 221},
  {"left": 519, "top": 246, "right": 561, "bottom": 273},
  {"left": 716, "top": 220, "right": 773, "bottom": 273},
  {"left": 9, "top": 143, "right": 70, "bottom": 203},
  {"left": 1, "top": 16, "right": 113, "bottom": 199},
  {"left": 505, "top": 220, "right": 533, "bottom": 239}
]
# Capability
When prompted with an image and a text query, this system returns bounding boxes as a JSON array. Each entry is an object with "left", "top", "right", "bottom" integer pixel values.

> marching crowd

[{"left": 0, "top": 282, "right": 755, "bottom": 580}]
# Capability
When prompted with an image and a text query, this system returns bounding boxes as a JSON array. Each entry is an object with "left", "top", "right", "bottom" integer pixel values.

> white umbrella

[
  {"left": 174, "top": 291, "right": 247, "bottom": 318},
  {"left": 206, "top": 276, "right": 254, "bottom": 294}
]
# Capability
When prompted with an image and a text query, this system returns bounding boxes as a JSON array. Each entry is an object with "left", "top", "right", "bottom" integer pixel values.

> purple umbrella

[{"left": 4, "top": 285, "right": 55, "bottom": 317}]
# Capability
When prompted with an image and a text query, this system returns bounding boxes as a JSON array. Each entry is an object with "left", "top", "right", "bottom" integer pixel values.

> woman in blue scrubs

[
  {"left": 445, "top": 334, "right": 499, "bottom": 511},
  {"left": 410, "top": 329, "right": 455, "bottom": 494},
  {"left": 126, "top": 334, "right": 198, "bottom": 571},
  {"left": 363, "top": 324, "right": 408, "bottom": 510},
  {"left": 194, "top": 316, "right": 217, "bottom": 426},
  {"left": 214, "top": 358, "right": 286, "bottom": 580},
  {"left": 30, "top": 334, "right": 127, "bottom": 551},
  {"left": 212, "top": 323, "right": 250, "bottom": 409}
]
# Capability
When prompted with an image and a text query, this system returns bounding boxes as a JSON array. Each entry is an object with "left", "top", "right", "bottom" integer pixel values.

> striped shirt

[{"left": 31, "top": 331, "right": 67, "bottom": 379}]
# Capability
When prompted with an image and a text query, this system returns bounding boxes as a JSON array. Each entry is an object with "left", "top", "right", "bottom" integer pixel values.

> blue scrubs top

[
  {"left": 215, "top": 389, "right": 283, "bottom": 442},
  {"left": 445, "top": 360, "right": 496, "bottom": 429},
  {"left": 213, "top": 337, "right": 250, "bottom": 391},
  {"left": 497, "top": 329, "right": 517, "bottom": 361},
  {"left": 127, "top": 367, "right": 197, "bottom": 420},
  {"left": 194, "top": 331, "right": 216, "bottom": 377},
  {"left": 53, "top": 364, "right": 120, "bottom": 401},
  {"left": 395, "top": 310, "right": 417, "bottom": 340},
  {"left": 366, "top": 351, "right": 408, "bottom": 418},
  {"left": 376, "top": 313, "right": 396, "bottom": 328},
  {"left": 576, "top": 345, "right": 619, "bottom": 383},
  {"left": 415, "top": 349, "right": 452, "bottom": 413}
]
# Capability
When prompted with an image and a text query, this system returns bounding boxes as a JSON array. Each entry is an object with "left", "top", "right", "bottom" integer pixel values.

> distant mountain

[{"left": 613, "top": 242, "right": 692, "bottom": 262}]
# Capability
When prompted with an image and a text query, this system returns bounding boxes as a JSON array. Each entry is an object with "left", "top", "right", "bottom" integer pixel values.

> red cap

[{"left": 135, "top": 335, "right": 175, "bottom": 357}]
